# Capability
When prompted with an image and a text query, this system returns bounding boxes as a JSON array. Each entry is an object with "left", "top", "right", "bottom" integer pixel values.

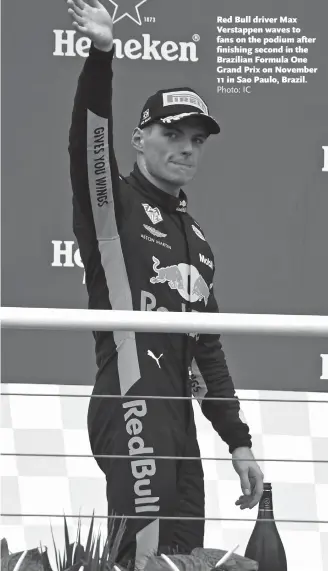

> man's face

[{"left": 135, "top": 116, "right": 210, "bottom": 187}]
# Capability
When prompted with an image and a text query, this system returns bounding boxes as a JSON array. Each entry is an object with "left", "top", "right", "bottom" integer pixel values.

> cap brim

[{"left": 159, "top": 111, "right": 220, "bottom": 135}]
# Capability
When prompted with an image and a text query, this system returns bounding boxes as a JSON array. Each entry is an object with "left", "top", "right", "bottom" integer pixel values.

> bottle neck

[{"left": 258, "top": 488, "right": 274, "bottom": 520}]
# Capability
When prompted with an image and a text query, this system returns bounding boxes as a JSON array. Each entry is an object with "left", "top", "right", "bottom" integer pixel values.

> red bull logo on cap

[{"left": 150, "top": 256, "right": 210, "bottom": 306}]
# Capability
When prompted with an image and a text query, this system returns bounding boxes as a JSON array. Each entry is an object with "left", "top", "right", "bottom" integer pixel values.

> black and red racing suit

[{"left": 69, "top": 43, "right": 252, "bottom": 566}]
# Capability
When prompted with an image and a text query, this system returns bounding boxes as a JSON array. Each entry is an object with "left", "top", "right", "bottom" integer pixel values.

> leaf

[
  {"left": 50, "top": 521, "right": 61, "bottom": 571},
  {"left": 107, "top": 517, "right": 126, "bottom": 569},
  {"left": 12, "top": 550, "right": 28, "bottom": 571},
  {"left": 90, "top": 530, "right": 102, "bottom": 571},
  {"left": 99, "top": 535, "right": 109, "bottom": 571},
  {"left": 85, "top": 512, "right": 95, "bottom": 564},
  {"left": 1, "top": 538, "right": 9, "bottom": 559},
  {"left": 75, "top": 513, "right": 82, "bottom": 562},
  {"left": 59, "top": 550, "right": 64, "bottom": 571},
  {"left": 63, "top": 513, "right": 71, "bottom": 569},
  {"left": 1, "top": 538, "right": 10, "bottom": 571},
  {"left": 84, "top": 535, "right": 96, "bottom": 571},
  {"left": 106, "top": 516, "right": 115, "bottom": 554},
  {"left": 41, "top": 546, "right": 55, "bottom": 571},
  {"left": 70, "top": 513, "right": 85, "bottom": 567}
]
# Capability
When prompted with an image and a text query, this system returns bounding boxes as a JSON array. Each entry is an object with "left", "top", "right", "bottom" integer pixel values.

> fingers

[
  {"left": 67, "top": 0, "right": 87, "bottom": 30},
  {"left": 239, "top": 471, "right": 251, "bottom": 497},
  {"left": 79, "top": 0, "right": 99, "bottom": 7},
  {"left": 71, "top": 20, "right": 88, "bottom": 33},
  {"left": 235, "top": 480, "right": 253, "bottom": 510},
  {"left": 248, "top": 474, "right": 264, "bottom": 510},
  {"left": 68, "top": 8, "right": 85, "bottom": 26},
  {"left": 235, "top": 494, "right": 252, "bottom": 510},
  {"left": 235, "top": 472, "right": 264, "bottom": 510},
  {"left": 68, "top": 0, "right": 86, "bottom": 11}
]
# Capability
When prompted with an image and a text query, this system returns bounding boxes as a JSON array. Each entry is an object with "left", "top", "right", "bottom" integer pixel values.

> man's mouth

[{"left": 171, "top": 162, "right": 194, "bottom": 169}]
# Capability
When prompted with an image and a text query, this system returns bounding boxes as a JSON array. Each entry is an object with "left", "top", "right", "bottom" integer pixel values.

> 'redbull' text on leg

[{"left": 123, "top": 399, "right": 160, "bottom": 513}]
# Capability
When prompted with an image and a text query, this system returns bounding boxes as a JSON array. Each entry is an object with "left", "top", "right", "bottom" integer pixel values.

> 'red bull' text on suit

[{"left": 69, "top": 43, "right": 252, "bottom": 565}]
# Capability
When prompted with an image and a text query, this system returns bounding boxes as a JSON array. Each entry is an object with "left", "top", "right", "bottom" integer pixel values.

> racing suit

[{"left": 69, "top": 43, "right": 252, "bottom": 565}]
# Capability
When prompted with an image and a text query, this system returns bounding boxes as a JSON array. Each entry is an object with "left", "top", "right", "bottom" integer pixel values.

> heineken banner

[{"left": 2, "top": 0, "right": 328, "bottom": 391}]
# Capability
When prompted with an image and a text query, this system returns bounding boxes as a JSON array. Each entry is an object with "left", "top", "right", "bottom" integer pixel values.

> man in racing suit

[{"left": 67, "top": 0, "right": 263, "bottom": 566}]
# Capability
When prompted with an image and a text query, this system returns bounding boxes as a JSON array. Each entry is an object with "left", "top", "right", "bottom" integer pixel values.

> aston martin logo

[{"left": 108, "top": 0, "right": 149, "bottom": 25}]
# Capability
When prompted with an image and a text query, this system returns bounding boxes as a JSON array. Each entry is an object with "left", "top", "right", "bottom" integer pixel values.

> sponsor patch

[
  {"left": 123, "top": 399, "right": 160, "bottom": 514},
  {"left": 147, "top": 350, "right": 164, "bottom": 369},
  {"left": 199, "top": 253, "right": 214, "bottom": 270},
  {"left": 176, "top": 199, "right": 187, "bottom": 213},
  {"left": 162, "top": 91, "right": 208, "bottom": 114},
  {"left": 142, "top": 203, "right": 163, "bottom": 225},
  {"left": 161, "top": 112, "right": 199, "bottom": 124},
  {"left": 150, "top": 256, "right": 210, "bottom": 305},
  {"left": 143, "top": 224, "right": 167, "bottom": 238},
  {"left": 141, "top": 235, "right": 171, "bottom": 249},
  {"left": 192, "top": 224, "right": 206, "bottom": 241}
]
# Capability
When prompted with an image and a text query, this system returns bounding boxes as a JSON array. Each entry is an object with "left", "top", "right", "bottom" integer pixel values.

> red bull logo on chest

[{"left": 150, "top": 256, "right": 210, "bottom": 306}]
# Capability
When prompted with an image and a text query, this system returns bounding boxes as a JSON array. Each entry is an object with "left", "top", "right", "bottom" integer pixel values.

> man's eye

[
  {"left": 166, "top": 132, "right": 177, "bottom": 138},
  {"left": 195, "top": 138, "right": 205, "bottom": 145}
]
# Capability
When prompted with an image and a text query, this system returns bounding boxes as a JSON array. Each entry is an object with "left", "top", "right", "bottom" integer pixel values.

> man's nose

[{"left": 181, "top": 140, "right": 193, "bottom": 155}]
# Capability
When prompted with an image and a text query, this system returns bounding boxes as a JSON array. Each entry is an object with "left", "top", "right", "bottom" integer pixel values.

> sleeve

[
  {"left": 68, "top": 43, "right": 122, "bottom": 266},
  {"left": 192, "top": 288, "right": 252, "bottom": 454}
]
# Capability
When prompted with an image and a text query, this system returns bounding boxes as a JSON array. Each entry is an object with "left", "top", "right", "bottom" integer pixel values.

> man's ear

[{"left": 131, "top": 127, "right": 145, "bottom": 152}]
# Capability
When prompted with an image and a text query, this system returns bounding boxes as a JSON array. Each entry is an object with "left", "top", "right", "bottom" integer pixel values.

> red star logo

[{"left": 107, "top": 0, "right": 149, "bottom": 26}]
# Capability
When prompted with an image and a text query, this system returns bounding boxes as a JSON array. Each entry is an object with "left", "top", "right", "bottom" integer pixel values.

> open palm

[{"left": 67, "top": 0, "right": 113, "bottom": 50}]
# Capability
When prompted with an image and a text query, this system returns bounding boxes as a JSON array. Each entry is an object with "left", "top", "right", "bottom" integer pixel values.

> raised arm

[{"left": 67, "top": 0, "right": 121, "bottom": 262}]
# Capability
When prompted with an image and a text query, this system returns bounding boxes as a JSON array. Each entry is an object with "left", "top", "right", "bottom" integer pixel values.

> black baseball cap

[{"left": 138, "top": 87, "right": 220, "bottom": 135}]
